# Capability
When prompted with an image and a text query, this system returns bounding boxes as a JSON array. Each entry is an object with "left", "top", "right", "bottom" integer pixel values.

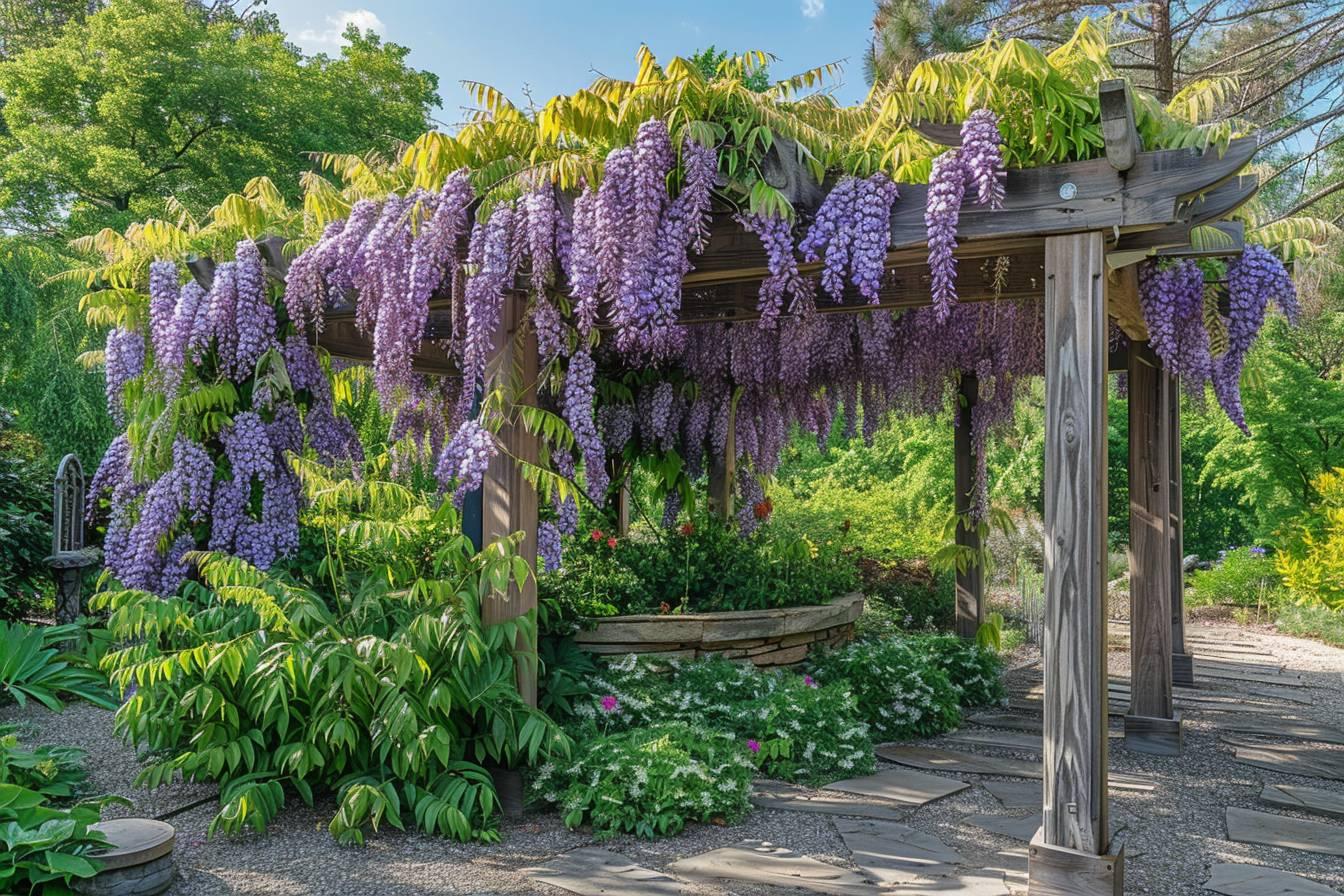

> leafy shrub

[
  {"left": 0, "top": 621, "right": 116, "bottom": 711},
  {"left": 0, "top": 725, "right": 89, "bottom": 799},
  {"left": 1189, "top": 546, "right": 1283, "bottom": 608},
  {"left": 567, "top": 654, "right": 874, "bottom": 787},
  {"left": 530, "top": 722, "right": 754, "bottom": 839},
  {"left": 1277, "top": 469, "right": 1344, "bottom": 609},
  {"left": 94, "top": 468, "right": 562, "bottom": 845},
  {"left": 0, "top": 409, "right": 51, "bottom": 620},
  {"left": 541, "top": 514, "right": 857, "bottom": 616},
  {"left": 808, "top": 638, "right": 962, "bottom": 742},
  {"left": 911, "top": 634, "right": 1005, "bottom": 707},
  {"left": 857, "top": 556, "right": 954, "bottom": 630}
]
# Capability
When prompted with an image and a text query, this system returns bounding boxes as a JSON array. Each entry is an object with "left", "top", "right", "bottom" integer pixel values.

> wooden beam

[
  {"left": 1100, "top": 80, "right": 1142, "bottom": 173},
  {"left": 1107, "top": 264, "right": 1147, "bottom": 341},
  {"left": 480, "top": 291, "right": 539, "bottom": 708},
  {"left": 317, "top": 318, "right": 459, "bottom": 377},
  {"left": 1125, "top": 342, "right": 1181, "bottom": 755},
  {"left": 954, "top": 373, "right": 985, "bottom": 639},
  {"left": 1168, "top": 372, "right": 1194, "bottom": 687},
  {"left": 1035, "top": 233, "right": 1114, "bottom": 869}
]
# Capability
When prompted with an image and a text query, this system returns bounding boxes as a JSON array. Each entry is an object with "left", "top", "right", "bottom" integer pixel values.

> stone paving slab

[
  {"left": 963, "top": 813, "right": 1042, "bottom": 843},
  {"left": 668, "top": 841, "right": 877, "bottom": 895},
  {"left": 752, "top": 782, "right": 912, "bottom": 821},
  {"left": 943, "top": 730, "right": 1043, "bottom": 754},
  {"left": 1226, "top": 807, "right": 1344, "bottom": 858},
  {"left": 966, "top": 712, "right": 1045, "bottom": 733},
  {"left": 1210, "top": 716, "right": 1344, "bottom": 745},
  {"left": 525, "top": 848, "right": 692, "bottom": 896},
  {"left": 1196, "top": 665, "right": 1310, "bottom": 688},
  {"left": 875, "top": 745, "right": 1155, "bottom": 792},
  {"left": 1203, "top": 863, "right": 1341, "bottom": 896},
  {"left": 896, "top": 871, "right": 1011, "bottom": 894},
  {"left": 981, "top": 780, "right": 1042, "bottom": 809},
  {"left": 1261, "top": 783, "right": 1344, "bottom": 821},
  {"left": 824, "top": 767, "right": 970, "bottom": 806},
  {"left": 834, "top": 817, "right": 964, "bottom": 884},
  {"left": 1234, "top": 745, "right": 1344, "bottom": 781}
]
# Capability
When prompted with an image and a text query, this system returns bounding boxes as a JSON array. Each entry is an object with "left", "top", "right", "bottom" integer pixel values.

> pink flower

[
  {"left": 803, "top": 675, "right": 817, "bottom": 688},
  {"left": 747, "top": 739, "right": 761, "bottom": 754},
  {"left": 600, "top": 695, "right": 619, "bottom": 714}
]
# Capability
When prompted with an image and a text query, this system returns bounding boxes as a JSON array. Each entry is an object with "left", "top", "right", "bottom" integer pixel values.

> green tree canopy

[{"left": 0, "top": 0, "right": 439, "bottom": 234}]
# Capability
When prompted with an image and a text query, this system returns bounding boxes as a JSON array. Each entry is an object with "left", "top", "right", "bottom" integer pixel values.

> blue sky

[{"left": 265, "top": 0, "right": 878, "bottom": 120}]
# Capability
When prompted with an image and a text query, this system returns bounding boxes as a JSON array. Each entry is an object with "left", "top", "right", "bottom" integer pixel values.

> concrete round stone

[{"left": 74, "top": 818, "right": 176, "bottom": 896}]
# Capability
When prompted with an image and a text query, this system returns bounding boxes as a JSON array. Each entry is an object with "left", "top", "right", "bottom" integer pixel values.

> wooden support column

[
  {"left": 1168, "top": 372, "right": 1194, "bottom": 687},
  {"left": 1124, "top": 342, "right": 1182, "bottom": 755},
  {"left": 1029, "top": 232, "right": 1124, "bottom": 895},
  {"left": 708, "top": 395, "right": 737, "bottom": 522},
  {"left": 954, "top": 373, "right": 985, "bottom": 639},
  {"left": 480, "top": 291, "right": 539, "bottom": 710}
]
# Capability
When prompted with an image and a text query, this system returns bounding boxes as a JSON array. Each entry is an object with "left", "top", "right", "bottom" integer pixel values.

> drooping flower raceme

[
  {"left": 925, "top": 151, "right": 967, "bottom": 321},
  {"left": 435, "top": 418, "right": 497, "bottom": 507},
  {"left": 104, "top": 327, "right": 144, "bottom": 425},
  {"left": 960, "top": 109, "right": 1006, "bottom": 210},
  {"left": 1213, "top": 244, "right": 1298, "bottom": 433}
]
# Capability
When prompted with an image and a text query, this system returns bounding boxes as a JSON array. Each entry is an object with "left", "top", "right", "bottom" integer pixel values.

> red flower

[
  {"left": 659, "top": 601, "right": 671, "bottom": 615},
  {"left": 590, "top": 529, "right": 604, "bottom": 542},
  {"left": 606, "top": 536, "right": 618, "bottom": 549},
  {"left": 753, "top": 498, "right": 773, "bottom": 520},
  {"left": 680, "top": 522, "right": 695, "bottom": 537}
]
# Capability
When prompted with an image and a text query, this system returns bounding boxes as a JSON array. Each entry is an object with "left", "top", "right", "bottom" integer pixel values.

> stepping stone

[
  {"left": 1204, "top": 863, "right": 1341, "bottom": 896},
  {"left": 982, "top": 780, "right": 1041, "bottom": 809},
  {"left": 526, "top": 848, "right": 691, "bottom": 896},
  {"left": 1261, "top": 783, "right": 1344, "bottom": 821},
  {"left": 1226, "top": 807, "right": 1344, "bottom": 858},
  {"left": 904, "top": 871, "right": 1011, "bottom": 894},
  {"left": 968, "top": 712, "right": 1044, "bottom": 733},
  {"left": 668, "top": 841, "right": 877, "bottom": 896},
  {"left": 834, "top": 818, "right": 964, "bottom": 884},
  {"left": 964, "top": 812, "right": 1042, "bottom": 843},
  {"left": 875, "top": 745, "right": 1156, "bottom": 791},
  {"left": 1235, "top": 745, "right": 1344, "bottom": 781},
  {"left": 752, "top": 782, "right": 911, "bottom": 821},
  {"left": 824, "top": 767, "right": 970, "bottom": 806},
  {"left": 944, "top": 729, "right": 1043, "bottom": 754},
  {"left": 1212, "top": 717, "right": 1344, "bottom": 746},
  {"left": 877, "top": 745, "right": 1041, "bottom": 779},
  {"left": 1197, "top": 665, "right": 1309, "bottom": 688}
]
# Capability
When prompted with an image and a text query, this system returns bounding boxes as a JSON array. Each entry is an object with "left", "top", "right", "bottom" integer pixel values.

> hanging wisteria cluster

[
  {"left": 1137, "top": 244, "right": 1297, "bottom": 434},
  {"left": 91, "top": 246, "right": 361, "bottom": 594}
]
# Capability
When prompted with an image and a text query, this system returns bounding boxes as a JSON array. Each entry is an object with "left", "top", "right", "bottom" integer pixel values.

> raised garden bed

[{"left": 573, "top": 592, "right": 864, "bottom": 666}]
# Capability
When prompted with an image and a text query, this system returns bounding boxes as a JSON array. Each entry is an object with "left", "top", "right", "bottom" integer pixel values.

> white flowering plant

[
  {"left": 807, "top": 638, "right": 962, "bottom": 742},
  {"left": 530, "top": 722, "right": 754, "bottom": 839},
  {"left": 911, "top": 634, "right": 1006, "bottom": 707},
  {"left": 562, "top": 654, "right": 874, "bottom": 787}
]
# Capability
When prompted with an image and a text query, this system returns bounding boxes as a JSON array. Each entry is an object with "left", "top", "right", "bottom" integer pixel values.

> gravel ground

[{"left": 4, "top": 620, "right": 1342, "bottom": 895}]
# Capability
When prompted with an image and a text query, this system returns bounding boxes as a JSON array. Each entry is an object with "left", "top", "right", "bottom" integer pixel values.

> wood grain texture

[
  {"left": 1027, "top": 836, "right": 1124, "bottom": 896},
  {"left": 1167, "top": 371, "right": 1191, "bottom": 683},
  {"left": 955, "top": 372, "right": 985, "bottom": 639},
  {"left": 1041, "top": 232, "right": 1110, "bottom": 855},
  {"left": 481, "top": 291, "right": 539, "bottom": 707},
  {"left": 1127, "top": 342, "right": 1175, "bottom": 723},
  {"left": 1100, "top": 79, "right": 1142, "bottom": 172}
]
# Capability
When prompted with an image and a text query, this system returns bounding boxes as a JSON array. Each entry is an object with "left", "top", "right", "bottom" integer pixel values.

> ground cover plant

[
  {"left": 530, "top": 722, "right": 755, "bottom": 839},
  {"left": 93, "top": 465, "right": 562, "bottom": 845},
  {"left": 555, "top": 654, "right": 874, "bottom": 788}
]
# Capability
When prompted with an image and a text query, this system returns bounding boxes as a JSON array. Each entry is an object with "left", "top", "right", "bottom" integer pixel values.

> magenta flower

[
  {"left": 600, "top": 695, "right": 619, "bottom": 714},
  {"left": 803, "top": 675, "right": 817, "bottom": 688},
  {"left": 747, "top": 739, "right": 761, "bottom": 754}
]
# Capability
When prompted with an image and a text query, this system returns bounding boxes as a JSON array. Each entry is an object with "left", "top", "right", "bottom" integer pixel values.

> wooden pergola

[{"left": 272, "top": 80, "right": 1256, "bottom": 895}]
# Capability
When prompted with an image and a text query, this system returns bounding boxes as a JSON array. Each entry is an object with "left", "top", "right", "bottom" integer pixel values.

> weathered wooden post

[
  {"left": 1167, "top": 373, "right": 1194, "bottom": 686},
  {"left": 47, "top": 454, "right": 100, "bottom": 626},
  {"left": 480, "top": 290, "right": 540, "bottom": 710},
  {"left": 1029, "top": 232, "right": 1123, "bottom": 895},
  {"left": 1124, "top": 342, "right": 1182, "bottom": 755},
  {"left": 954, "top": 372, "right": 985, "bottom": 639}
]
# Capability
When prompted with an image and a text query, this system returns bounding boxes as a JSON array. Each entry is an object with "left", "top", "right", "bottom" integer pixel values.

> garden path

[{"left": 5, "top": 621, "right": 1344, "bottom": 895}]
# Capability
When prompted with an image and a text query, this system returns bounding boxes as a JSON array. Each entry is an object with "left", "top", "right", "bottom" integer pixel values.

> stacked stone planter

[
  {"left": 74, "top": 818, "right": 175, "bottom": 896},
  {"left": 573, "top": 592, "right": 864, "bottom": 666}
]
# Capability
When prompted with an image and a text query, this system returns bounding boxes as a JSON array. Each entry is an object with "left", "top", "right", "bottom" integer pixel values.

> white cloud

[
  {"left": 801, "top": 0, "right": 825, "bottom": 18},
  {"left": 296, "top": 9, "right": 386, "bottom": 50}
]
